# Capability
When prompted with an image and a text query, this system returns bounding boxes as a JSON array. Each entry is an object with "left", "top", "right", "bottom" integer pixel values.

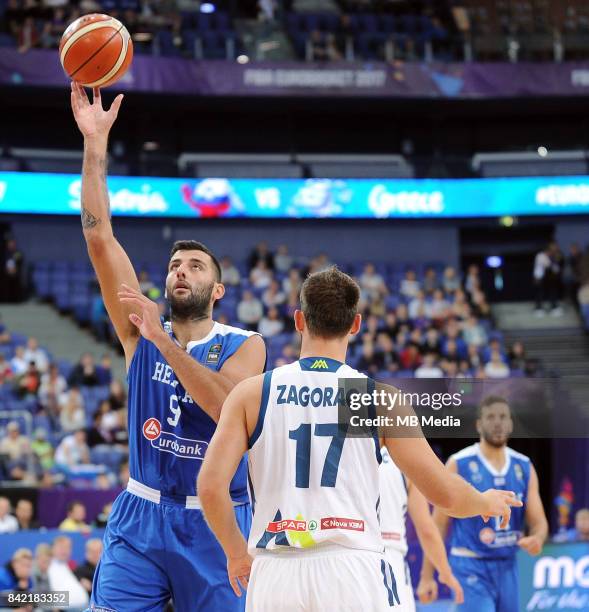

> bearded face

[{"left": 167, "top": 277, "right": 216, "bottom": 322}]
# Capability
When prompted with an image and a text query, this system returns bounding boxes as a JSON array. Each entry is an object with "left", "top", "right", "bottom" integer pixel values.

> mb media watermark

[{"left": 337, "top": 377, "right": 589, "bottom": 439}]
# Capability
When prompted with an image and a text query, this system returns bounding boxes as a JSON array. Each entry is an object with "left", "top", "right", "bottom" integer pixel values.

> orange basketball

[{"left": 59, "top": 13, "right": 133, "bottom": 89}]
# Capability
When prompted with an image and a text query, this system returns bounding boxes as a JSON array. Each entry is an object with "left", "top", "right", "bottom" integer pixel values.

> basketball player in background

[
  {"left": 198, "top": 267, "right": 522, "bottom": 611},
  {"left": 379, "top": 445, "right": 464, "bottom": 610},
  {"left": 420, "top": 396, "right": 548, "bottom": 612},
  {"left": 70, "top": 83, "right": 266, "bottom": 611}
]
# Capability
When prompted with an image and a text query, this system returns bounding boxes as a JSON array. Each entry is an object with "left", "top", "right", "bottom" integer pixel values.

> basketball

[{"left": 59, "top": 13, "right": 133, "bottom": 89}]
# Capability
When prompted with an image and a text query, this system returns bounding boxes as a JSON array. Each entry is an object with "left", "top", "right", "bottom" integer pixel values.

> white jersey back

[
  {"left": 247, "top": 357, "right": 383, "bottom": 555},
  {"left": 379, "top": 446, "right": 408, "bottom": 555}
]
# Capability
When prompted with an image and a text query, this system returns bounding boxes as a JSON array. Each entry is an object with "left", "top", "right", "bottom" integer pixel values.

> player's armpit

[
  {"left": 219, "top": 335, "right": 267, "bottom": 384},
  {"left": 86, "top": 234, "right": 141, "bottom": 365}
]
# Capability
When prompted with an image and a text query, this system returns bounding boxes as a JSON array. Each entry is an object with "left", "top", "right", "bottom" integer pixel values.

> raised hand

[
  {"left": 118, "top": 283, "right": 166, "bottom": 344},
  {"left": 70, "top": 82, "right": 123, "bottom": 140}
]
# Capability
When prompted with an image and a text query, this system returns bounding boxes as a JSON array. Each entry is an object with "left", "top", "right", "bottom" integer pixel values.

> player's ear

[
  {"left": 213, "top": 282, "right": 225, "bottom": 301},
  {"left": 349, "top": 313, "right": 362, "bottom": 336},
  {"left": 475, "top": 418, "right": 482, "bottom": 436},
  {"left": 164, "top": 288, "right": 168, "bottom": 300},
  {"left": 294, "top": 309, "right": 305, "bottom": 333}
]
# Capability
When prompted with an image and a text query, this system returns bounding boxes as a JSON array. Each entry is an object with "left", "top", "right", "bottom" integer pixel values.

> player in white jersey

[
  {"left": 379, "top": 446, "right": 464, "bottom": 611},
  {"left": 198, "top": 267, "right": 523, "bottom": 612}
]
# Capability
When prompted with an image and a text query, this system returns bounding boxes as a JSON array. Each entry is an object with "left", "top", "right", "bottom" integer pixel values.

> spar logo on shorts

[
  {"left": 266, "top": 518, "right": 307, "bottom": 533},
  {"left": 143, "top": 418, "right": 161, "bottom": 440},
  {"left": 142, "top": 418, "right": 208, "bottom": 460},
  {"left": 320, "top": 517, "right": 365, "bottom": 531}
]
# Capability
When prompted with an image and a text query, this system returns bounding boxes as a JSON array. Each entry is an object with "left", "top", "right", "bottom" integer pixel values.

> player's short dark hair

[
  {"left": 478, "top": 395, "right": 511, "bottom": 418},
  {"left": 300, "top": 266, "right": 360, "bottom": 339},
  {"left": 169, "top": 240, "right": 222, "bottom": 282}
]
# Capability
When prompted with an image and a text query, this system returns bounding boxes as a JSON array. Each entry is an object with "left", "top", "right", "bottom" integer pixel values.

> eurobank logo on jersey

[
  {"left": 142, "top": 418, "right": 208, "bottom": 460},
  {"left": 518, "top": 543, "right": 589, "bottom": 610}
]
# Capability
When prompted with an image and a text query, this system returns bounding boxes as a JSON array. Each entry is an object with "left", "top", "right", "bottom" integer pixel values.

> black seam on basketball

[{"left": 68, "top": 24, "right": 124, "bottom": 80}]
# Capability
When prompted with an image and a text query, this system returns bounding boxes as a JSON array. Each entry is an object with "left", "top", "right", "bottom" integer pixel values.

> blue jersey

[
  {"left": 127, "top": 320, "right": 261, "bottom": 502},
  {"left": 450, "top": 443, "right": 531, "bottom": 559}
]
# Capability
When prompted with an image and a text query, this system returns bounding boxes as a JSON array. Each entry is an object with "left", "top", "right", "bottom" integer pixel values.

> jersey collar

[
  {"left": 475, "top": 443, "right": 511, "bottom": 477},
  {"left": 298, "top": 356, "right": 343, "bottom": 373}
]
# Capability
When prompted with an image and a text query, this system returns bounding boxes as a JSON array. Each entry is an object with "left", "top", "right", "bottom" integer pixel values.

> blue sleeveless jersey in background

[
  {"left": 126, "top": 320, "right": 259, "bottom": 501},
  {"left": 450, "top": 443, "right": 531, "bottom": 559}
]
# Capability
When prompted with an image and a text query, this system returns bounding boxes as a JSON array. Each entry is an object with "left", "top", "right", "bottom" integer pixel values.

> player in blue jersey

[
  {"left": 70, "top": 83, "right": 266, "bottom": 612},
  {"left": 420, "top": 395, "right": 548, "bottom": 612}
]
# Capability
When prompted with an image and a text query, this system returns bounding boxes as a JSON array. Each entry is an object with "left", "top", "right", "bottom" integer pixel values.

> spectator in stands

[
  {"left": 59, "top": 501, "right": 91, "bottom": 533},
  {"left": 15, "top": 499, "right": 39, "bottom": 530},
  {"left": 0, "top": 497, "right": 18, "bottom": 533},
  {"left": 0, "top": 353, "right": 13, "bottom": 385},
  {"left": 400, "top": 269, "right": 420, "bottom": 299},
  {"left": 59, "top": 387, "right": 86, "bottom": 433},
  {"left": 250, "top": 259, "right": 273, "bottom": 289},
  {"left": 18, "top": 15, "right": 40, "bottom": 52},
  {"left": 356, "top": 339, "right": 385, "bottom": 375},
  {"left": 0, "top": 548, "right": 34, "bottom": 592},
  {"left": 31, "top": 428, "right": 54, "bottom": 472},
  {"left": 15, "top": 360, "right": 41, "bottom": 399},
  {"left": 422, "top": 327, "right": 441, "bottom": 356},
  {"left": 87, "top": 410, "right": 109, "bottom": 447},
  {"left": 68, "top": 353, "right": 100, "bottom": 387},
  {"left": 442, "top": 266, "right": 460, "bottom": 294},
  {"left": 3, "top": 238, "right": 26, "bottom": 301},
  {"left": 464, "top": 264, "right": 481, "bottom": 296},
  {"left": 408, "top": 290, "right": 431, "bottom": 320},
  {"left": 39, "top": 362, "right": 67, "bottom": 418},
  {"left": 471, "top": 288, "right": 491, "bottom": 319},
  {"left": 74, "top": 538, "right": 103, "bottom": 595},
  {"left": 359, "top": 263, "right": 388, "bottom": 300},
  {"left": 95, "top": 502, "right": 113, "bottom": 528},
  {"left": 48, "top": 536, "right": 89, "bottom": 608},
  {"left": 96, "top": 354, "right": 113, "bottom": 385},
  {"left": 484, "top": 349, "right": 510, "bottom": 378},
  {"left": 450, "top": 289, "right": 470, "bottom": 320},
  {"left": 108, "top": 379, "right": 127, "bottom": 411},
  {"left": 462, "top": 315, "right": 488, "bottom": 347},
  {"left": 247, "top": 241, "right": 273, "bottom": 271},
  {"left": 262, "top": 279, "right": 286, "bottom": 309},
  {"left": 220, "top": 256, "right": 241, "bottom": 286},
  {"left": 430, "top": 288, "right": 451, "bottom": 321},
  {"left": 54, "top": 429, "right": 91, "bottom": 470},
  {"left": 415, "top": 352, "right": 444, "bottom": 378},
  {"left": 307, "top": 253, "right": 332, "bottom": 275},
  {"left": 274, "top": 244, "right": 293, "bottom": 272},
  {"left": 258, "top": 307, "right": 284, "bottom": 338},
  {"left": 41, "top": 6, "right": 68, "bottom": 48},
  {"left": 138, "top": 270, "right": 156, "bottom": 296},
  {"left": 422, "top": 267, "right": 439, "bottom": 295},
  {"left": 534, "top": 243, "right": 560, "bottom": 316},
  {"left": 23, "top": 337, "right": 48, "bottom": 373},
  {"left": 375, "top": 333, "right": 399, "bottom": 374},
  {"left": 10, "top": 345, "right": 27, "bottom": 376},
  {"left": 399, "top": 342, "right": 422, "bottom": 371},
  {"left": 283, "top": 268, "right": 302, "bottom": 295},
  {"left": 237, "top": 290, "right": 264, "bottom": 331},
  {"left": 508, "top": 341, "right": 527, "bottom": 371},
  {"left": 33, "top": 543, "right": 52, "bottom": 593},
  {"left": 0, "top": 422, "right": 30, "bottom": 466}
]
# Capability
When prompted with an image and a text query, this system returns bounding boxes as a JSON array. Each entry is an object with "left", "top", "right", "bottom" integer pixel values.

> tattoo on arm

[{"left": 81, "top": 206, "right": 101, "bottom": 229}]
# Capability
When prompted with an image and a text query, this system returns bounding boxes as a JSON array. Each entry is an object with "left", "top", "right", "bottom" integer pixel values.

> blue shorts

[
  {"left": 450, "top": 555, "right": 518, "bottom": 612},
  {"left": 90, "top": 490, "right": 251, "bottom": 612}
]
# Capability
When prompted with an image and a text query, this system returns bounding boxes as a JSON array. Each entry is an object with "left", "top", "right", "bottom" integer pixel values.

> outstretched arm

[
  {"left": 71, "top": 83, "right": 141, "bottom": 366},
  {"left": 407, "top": 479, "right": 463, "bottom": 605},
  {"left": 118, "top": 284, "right": 267, "bottom": 422},
  {"left": 198, "top": 376, "right": 262, "bottom": 596}
]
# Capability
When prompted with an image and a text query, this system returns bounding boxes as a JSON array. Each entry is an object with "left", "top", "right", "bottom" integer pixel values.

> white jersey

[
  {"left": 247, "top": 357, "right": 383, "bottom": 555},
  {"left": 379, "top": 446, "right": 408, "bottom": 555}
]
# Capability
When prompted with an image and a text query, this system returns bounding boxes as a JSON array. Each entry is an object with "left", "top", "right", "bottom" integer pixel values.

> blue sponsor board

[
  {"left": 2, "top": 172, "right": 589, "bottom": 219},
  {"left": 519, "top": 542, "right": 589, "bottom": 611}
]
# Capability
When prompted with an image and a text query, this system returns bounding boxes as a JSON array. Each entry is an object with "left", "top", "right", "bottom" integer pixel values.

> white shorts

[
  {"left": 246, "top": 545, "right": 408, "bottom": 612},
  {"left": 384, "top": 548, "right": 416, "bottom": 612}
]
